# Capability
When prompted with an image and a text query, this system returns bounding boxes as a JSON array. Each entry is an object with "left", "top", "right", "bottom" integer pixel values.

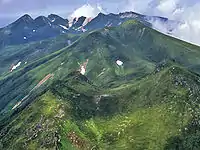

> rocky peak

[{"left": 34, "top": 16, "right": 51, "bottom": 28}]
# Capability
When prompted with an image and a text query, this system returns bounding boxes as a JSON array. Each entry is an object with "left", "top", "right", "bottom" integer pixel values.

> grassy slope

[
  {"left": 2, "top": 19, "right": 200, "bottom": 115},
  {"left": 1, "top": 20, "right": 200, "bottom": 149},
  {"left": 0, "top": 33, "right": 79, "bottom": 76},
  {"left": 1, "top": 66, "right": 200, "bottom": 150}
]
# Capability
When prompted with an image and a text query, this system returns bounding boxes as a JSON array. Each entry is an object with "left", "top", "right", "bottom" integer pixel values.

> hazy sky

[{"left": 0, "top": 0, "right": 200, "bottom": 45}]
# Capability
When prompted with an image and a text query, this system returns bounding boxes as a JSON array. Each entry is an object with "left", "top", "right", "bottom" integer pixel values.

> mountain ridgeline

[
  {"left": 0, "top": 14, "right": 200, "bottom": 150},
  {"left": 0, "top": 12, "right": 175, "bottom": 48}
]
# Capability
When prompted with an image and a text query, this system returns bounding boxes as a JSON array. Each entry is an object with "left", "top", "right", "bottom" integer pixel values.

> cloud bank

[
  {"left": 119, "top": 0, "right": 200, "bottom": 46},
  {"left": 69, "top": 3, "right": 105, "bottom": 19}
]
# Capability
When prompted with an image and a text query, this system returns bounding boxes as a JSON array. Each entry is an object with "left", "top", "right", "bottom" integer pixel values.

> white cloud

[
  {"left": 69, "top": 4, "right": 105, "bottom": 19},
  {"left": 122, "top": 0, "right": 153, "bottom": 14},
  {"left": 156, "top": 0, "right": 178, "bottom": 16},
  {"left": 170, "top": 3, "right": 200, "bottom": 45},
  {"left": 156, "top": 1, "right": 200, "bottom": 46}
]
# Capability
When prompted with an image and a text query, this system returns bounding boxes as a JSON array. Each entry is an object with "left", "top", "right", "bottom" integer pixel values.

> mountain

[
  {"left": 1, "top": 19, "right": 200, "bottom": 149},
  {"left": 84, "top": 12, "right": 177, "bottom": 32},
  {"left": 0, "top": 14, "right": 69, "bottom": 47},
  {"left": 71, "top": 16, "right": 86, "bottom": 29},
  {"left": 0, "top": 11, "right": 178, "bottom": 78},
  {"left": 48, "top": 14, "right": 69, "bottom": 27},
  {"left": 9, "top": 14, "right": 35, "bottom": 29},
  {"left": 0, "top": 12, "right": 177, "bottom": 48}
]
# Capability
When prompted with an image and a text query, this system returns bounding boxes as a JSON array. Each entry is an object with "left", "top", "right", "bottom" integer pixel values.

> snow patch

[
  {"left": 80, "top": 66, "right": 86, "bottom": 75},
  {"left": 12, "top": 101, "right": 22, "bottom": 110},
  {"left": 68, "top": 22, "right": 73, "bottom": 28},
  {"left": 78, "top": 59, "right": 89, "bottom": 75},
  {"left": 51, "top": 19, "right": 55, "bottom": 22},
  {"left": 116, "top": 60, "right": 123, "bottom": 66},
  {"left": 59, "top": 25, "right": 68, "bottom": 30},
  {"left": 11, "top": 62, "right": 21, "bottom": 72}
]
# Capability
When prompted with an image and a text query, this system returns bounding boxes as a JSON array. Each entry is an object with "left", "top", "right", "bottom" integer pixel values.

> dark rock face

[
  {"left": 48, "top": 14, "right": 69, "bottom": 27},
  {"left": 71, "top": 16, "right": 86, "bottom": 29},
  {"left": 34, "top": 16, "right": 51, "bottom": 28},
  {"left": 0, "top": 15, "right": 69, "bottom": 47}
]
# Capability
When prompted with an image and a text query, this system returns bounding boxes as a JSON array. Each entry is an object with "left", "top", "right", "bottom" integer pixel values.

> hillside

[
  {"left": 1, "top": 66, "right": 200, "bottom": 149},
  {"left": 0, "top": 33, "right": 79, "bottom": 76},
  {"left": 0, "top": 20, "right": 200, "bottom": 149}
]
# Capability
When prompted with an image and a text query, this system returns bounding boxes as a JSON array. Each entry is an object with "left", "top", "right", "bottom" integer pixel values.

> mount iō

[
  {"left": 0, "top": 17, "right": 200, "bottom": 150},
  {"left": 0, "top": 11, "right": 177, "bottom": 48}
]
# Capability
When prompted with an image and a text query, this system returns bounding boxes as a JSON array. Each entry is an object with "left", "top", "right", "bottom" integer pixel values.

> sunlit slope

[
  {"left": 0, "top": 34, "right": 79, "bottom": 76},
  {"left": 1, "top": 65, "right": 200, "bottom": 149},
  {"left": 1, "top": 20, "right": 200, "bottom": 120},
  {"left": 1, "top": 20, "right": 200, "bottom": 150}
]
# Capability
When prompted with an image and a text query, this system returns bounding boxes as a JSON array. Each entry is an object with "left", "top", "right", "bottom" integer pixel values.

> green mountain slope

[
  {"left": 1, "top": 20, "right": 200, "bottom": 149},
  {"left": 1, "top": 66, "right": 200, "bottom": 150},
  {"left": 0, "top": 33, "right": 79, "bottom": 76}
]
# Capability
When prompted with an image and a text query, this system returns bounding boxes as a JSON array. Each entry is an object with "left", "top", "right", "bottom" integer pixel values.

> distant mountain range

[{"left": 0, "top": 12, "right": 177, "bottom": 48}]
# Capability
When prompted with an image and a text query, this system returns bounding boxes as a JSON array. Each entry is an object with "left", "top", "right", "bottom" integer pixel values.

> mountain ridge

[
  {"left": 0, "top": 17, "right": 199, "bottom": 149},
  {"left": 0, "top": 11, "right": 177, "bottom": 48}
]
